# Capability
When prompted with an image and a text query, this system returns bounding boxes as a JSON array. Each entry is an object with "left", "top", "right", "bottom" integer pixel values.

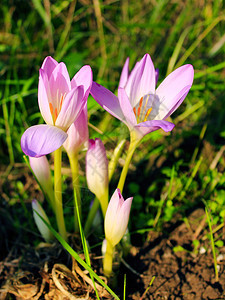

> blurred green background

[{"left": 0, "top": 0, "right": 225, "bottom": 248}]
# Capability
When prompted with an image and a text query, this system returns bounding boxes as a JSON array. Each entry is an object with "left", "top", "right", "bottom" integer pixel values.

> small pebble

[
  {"left": 199, "top": 246, "right": 206, "bottom": 254},
  {"left": 217, "top": 254, "right": 224, "bottom": 262}
]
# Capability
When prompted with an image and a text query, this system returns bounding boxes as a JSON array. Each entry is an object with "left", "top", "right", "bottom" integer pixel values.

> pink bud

[
  {"left": 63, "top": 104, "right": 89, "bottom": 155},
  {"left": 104, "top": 188, "right": 133, "bottom": 247},
  {"left": 86, "top": 138, "right": 108, "bottom": 198},
  {"left": 86, "top": 139, "right": 109, "bottom": 215},
  {"left": 32, "top": 199, "right": 54, "bottom": 242}
]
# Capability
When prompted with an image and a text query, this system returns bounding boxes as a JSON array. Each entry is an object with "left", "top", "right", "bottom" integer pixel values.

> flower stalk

[
  {"left": 68, "top": 152, "right": 81, "bottom": 232},
  {"left": 103, "top": 240, "right": 114, "bottom": 276},
  {"left": 117, "top": 131, "right": 140, "bottom": 193},
  {"left": 54, "top": 146, "right": 67, "bottom": 242}
]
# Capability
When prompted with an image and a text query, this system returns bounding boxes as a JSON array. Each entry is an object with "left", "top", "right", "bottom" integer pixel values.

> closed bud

[
  {"left": 32, "top": 199, "right": 54, "bottom": 242},
  {"left": 104, "top": 188, "right": 132, "bottom": 247},
  {"left": 86, "top": 138, "right": 109, "bottom": 215},
  {"left": 29, "top": 156, "right": 54, "bottom": 208}
]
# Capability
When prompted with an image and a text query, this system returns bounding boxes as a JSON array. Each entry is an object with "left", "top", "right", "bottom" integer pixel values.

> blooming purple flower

[
  {"left": 104, "top": 188, "right": 133, "bottom": 247},
  {"left": 91, "top": 54, "right": 194, "bottom": 139},
  {"left": 21, "top": 57, "right": 92, "bottom": 157}
]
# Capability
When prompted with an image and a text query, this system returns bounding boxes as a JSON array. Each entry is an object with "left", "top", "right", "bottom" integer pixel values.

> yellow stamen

[
  {"left": 59, "top": 94, "right": 64, "bottom": 110},
  {"left": 144, "top": 107, "right": 152, "bottom": 121},
  {"left": 49, "top": 102, "right": 54, "bottom": 115},
  {"left": 137, "top": 97, "right": 143, "bottom": 117},
  {"left": 54, "top": 108, "right": 58, "bottom": 122}
]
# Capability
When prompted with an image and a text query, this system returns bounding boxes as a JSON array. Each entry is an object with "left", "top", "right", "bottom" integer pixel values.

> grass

[{"left": 0, "top": 0, "right": 225, "bottom": 297}]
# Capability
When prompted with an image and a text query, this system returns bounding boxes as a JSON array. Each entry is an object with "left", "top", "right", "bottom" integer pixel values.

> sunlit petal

[
  {"left": 129, "top": 54, "right": 156, "bottom": 107},
  {"left": 71, "top": 65, "right": 93, "bottom": 101},
  {"left": 41, "top": 56, "right": 58, "bottom": 79},
  {"left": 38, "top": 69, "right": 53, "bottom": 125},
  {"left": 56, "top": 85, "right": 84, "bottom": 131},
  {"left": 119, "top": 57, "right": 130, "bottom": 88},
  {"left": 21, "top": 124, "right": 67, "bottom": 157},
  {"left": 156, "top": 64, "right": 194, "bottom": 119},
  {"left": 91, "top": 82, "right": 125, "bottom": 122},
  {"left": 134, "top": 119, "right": 175, "bottom": 137}
]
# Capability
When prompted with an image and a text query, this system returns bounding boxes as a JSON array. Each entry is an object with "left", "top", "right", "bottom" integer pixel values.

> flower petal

[
  {"left": 38, "top": 69, "right": 53, "bottom": 125},
  {"left": 119, "top": 57, "right": 129, "bottom": 88},
  {"left": 21, "top": 124, "right": 68, "bottom": 157},
  {"left": 41, "top": 56, "right": 58, "bottom": 79},
  {"left": 49, "top": 62, "right": 71, "bottom": 101},
  {"left": 156, "top": 64, "right": 194, "bottom": 119},
  {"left": 90, "top": 82, "right": 125, "bottom": 122},
  {"left": 105, "top": 188, "right": 133, "bottom": 247},
  {"left": 56, "top": 85, "right": 85, "bottom": 130},
  {"left": 127, "top": 54, "right": 156, "bottom": 107},
  {"left": 134, "top": 120, "right": 175, "bottom": 137},
  {"left": 124, "top": 60, "right": 140, "bottom": 97},
  {"left": 118, "top": 88, "right": 137, "bottom": 128},
  {"left": 71, "top": 65, "right": 93, "bottom": 101},
  {"left": 63, "top": 104, "right": 89, "bottom": 155},
  {"left": 112, "top": 196, "right": 133, "bottom": 245}
]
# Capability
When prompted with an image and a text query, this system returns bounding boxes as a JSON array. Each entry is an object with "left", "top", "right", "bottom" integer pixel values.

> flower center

[
  {"left": 49, "top": 93, "right": 65, "bottom": 124},
  {"left": 133, "top": 94, "right": 158, "bottom": 123}
]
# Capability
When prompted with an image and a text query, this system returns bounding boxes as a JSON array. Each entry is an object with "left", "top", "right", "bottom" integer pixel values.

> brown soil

[
  {"left": 120, "top": 208, "right": 225, "bottom": 300},
  {"left": 1, "top": 209, "right": 225, "bottom": 299}
]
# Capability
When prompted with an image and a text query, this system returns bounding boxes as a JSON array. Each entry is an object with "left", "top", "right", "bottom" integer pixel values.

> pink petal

[
  {"left": 134, "top": 120, "right": 175, "bottom": 137},
  {"left": 156, "top": 64, "right": 194, "bottom": 119},
  {"left": 105, "top": 188, "right": 133, "bottom": 247},
  {"left": 90, "top": 82, "right": 125, "bottom": 122},
  {"left": 114, "top": 196, "right": 133, "bottom": 238},
  {"left": 155, "top": 68, "right": 159, "bottom": 85},
  {"left": 118, "top": 88, "right": 137, "bottom": 128},
  {"left": 71, "top": 65, "right": 93, "bottom": 101},
  {"left": 38, "top": 69, "right": 53, "bottom": 125},
  {"left": 119, "top": 57, "right": 129, "bottom": 88},
  {"left": 104, "top": 189, "right": 121, "bottom": 238},
  {"left": 21, "top": 124, "right": 68, "bottom": 157},
  {"left": 56, "top": 85, "right": 84, "bottom": 131},
  {"left": 124, "top": 60, "right": 140, "bottom": 97},
  {"left": 127, "top": 54, "right": 156, "bottom": 107},
  {"left": 63, "top": 104, "right": 89, "bottom": 155},
  {"left": 49, "top": 62, "right": 71, "bottom": 101},
  {"left": 41, "top": 56, "right": 58, "bottom": 79}
]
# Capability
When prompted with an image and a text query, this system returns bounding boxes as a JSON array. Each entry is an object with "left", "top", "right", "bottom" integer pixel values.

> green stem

[
  {"left": 99, "top": 188, "right": 109, "bottom": 217},
  {"left": 54, "top": 147, "right": 67, "bottom": 242},
  {"left": 84, "top": 197, "right": 100, "bottom": 235},
  {"left": 69, "top": 153, "right": 81, "bottom": 233},
  {"left": 108, "top": 139, "right": 126, "bottom": 182},
  {"left": 103, "top": 239, "right": 114, "bottom": 276},
  {"left": 117, "top": 132, "right": 140, "bottom": 193}
]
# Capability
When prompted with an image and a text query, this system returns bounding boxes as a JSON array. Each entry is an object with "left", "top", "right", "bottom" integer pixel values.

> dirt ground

[
  {"left": 120, "top": 208, "right": 225, "bottom": 300},
  {"left": 0, "top": 208, "right": 225, "bottom": 299}
]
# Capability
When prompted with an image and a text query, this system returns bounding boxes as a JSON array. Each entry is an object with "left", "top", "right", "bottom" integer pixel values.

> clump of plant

[{"left": 20, "top": 54, "right": 194, "bottom": 295}]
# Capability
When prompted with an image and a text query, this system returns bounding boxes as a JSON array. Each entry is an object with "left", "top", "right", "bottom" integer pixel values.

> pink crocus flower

[
  {"left": 21, "top": 56, "right": 92, "bottom": 157},
  {"left": 104, "top": 188, "right": 133, "bottom": 247},
  {"left": 91, "top": 54, "right": 194, "bottom": 139}
]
